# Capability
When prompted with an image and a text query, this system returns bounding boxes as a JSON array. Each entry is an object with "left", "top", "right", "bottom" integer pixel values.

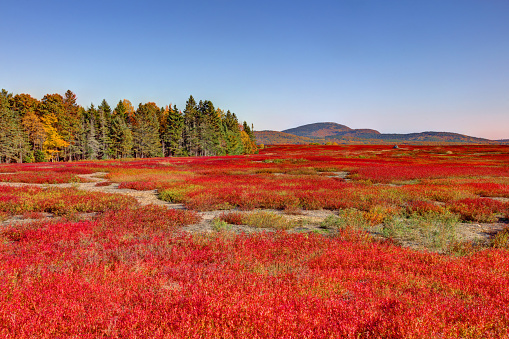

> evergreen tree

[
  {"left": 183, "top": 95, "right": 201, "bottom": 156},
  {"left": 1, "top": 89, "right": 258, "bottom": 162},
  {"left": 110, "top": 101, "right": 134, "bottom": 158},
  {"left": 97, "top": 100, "right": 112, "bottom": 159},
  {"left": 0, "top": 91, "right": 29, "bottom": 163},
  {"left": 132, "top": 102, "right": 162, "bottom": 158},
  {"left": 158, "top": 106, "right": 169, "bottom": 156},
  {"left": 197, "top": 100, "right": 219, "bottom": 156},
  {"left": 163, "top": 105, "right": 184, "bottom": 156},
  {"left": 222, "top": 111, "right": 243, "bottom": 154},
  {"left": 86, "top": 117, "right": 100, "bottom": 160},
  {"left": 72, "top": 107, "right": 88, "bottom": 161},
  {"left": 63, "top": 90, "right": 83, "bottom": 161}
]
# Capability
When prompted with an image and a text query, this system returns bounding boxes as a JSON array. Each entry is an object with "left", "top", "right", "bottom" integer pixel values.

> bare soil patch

[{"left": 1, "top": 172, "right": 508, "bottom": 252}]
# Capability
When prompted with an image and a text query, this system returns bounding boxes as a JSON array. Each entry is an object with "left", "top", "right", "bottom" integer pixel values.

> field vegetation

[{"left": 1, "top": 144, "right": 509, "bottom": 337}]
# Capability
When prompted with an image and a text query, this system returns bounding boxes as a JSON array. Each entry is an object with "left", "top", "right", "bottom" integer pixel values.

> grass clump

[
  {"left": 321, "top": 209, "right": 369, "bottom": 230},
  {"left": 382, "top": 211, "right": 459, "bottom": 252},
  {"left": 158, "top": 186, "right": 197, "bottom": 203},
  {"left": 211, "top": 218, "right": 233, "bottom": 232},
  {"left": 243, "top": 211, "right": 295, "bottom": 230}
]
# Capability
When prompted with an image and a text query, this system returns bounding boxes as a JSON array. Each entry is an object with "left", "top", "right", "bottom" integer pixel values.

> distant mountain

[
  {"left": 253, "top": 131, "right": 318, "bottom": 145},
  {"left": 283, "top": 122, "right": 353, "bottom": 137},
  {"left": 254, "top": 122, "right": 505, "bottom": 145}
]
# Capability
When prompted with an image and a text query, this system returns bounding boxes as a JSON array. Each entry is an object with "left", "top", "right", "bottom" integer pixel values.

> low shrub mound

[
  {"left": 1, "top": 228, "right": 509, "bottom": 337},
  {"left": 0, "top": 186, "right": 139, "bottom": 217}
]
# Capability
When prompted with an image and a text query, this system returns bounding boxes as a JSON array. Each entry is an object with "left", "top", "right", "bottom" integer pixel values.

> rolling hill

[
  {"left": 254, "top": 122, "right": 504, "bottom": 145},
  {"left": 253, "top": 131, "right": 318, "bottom": 145}
]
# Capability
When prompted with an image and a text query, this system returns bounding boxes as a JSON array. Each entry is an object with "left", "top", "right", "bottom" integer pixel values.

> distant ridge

[
  {"left": 253, "top": 131, "right": 315, "bottom": 145},
  {"left": 255, "top": 122, "right": 506, "bottom": 145},
  {"left": 283, "top": 122, "right": 352, "bottom": 137}
]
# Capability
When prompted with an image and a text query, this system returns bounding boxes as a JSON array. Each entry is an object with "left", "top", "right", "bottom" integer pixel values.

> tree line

[{"left": 0, "top": 89, "right": 257, "bottom": 163}]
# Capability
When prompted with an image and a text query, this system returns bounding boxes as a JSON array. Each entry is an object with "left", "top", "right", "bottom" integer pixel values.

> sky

[{"left": 1, "top": 0, "right": 508, "bottom": 139}]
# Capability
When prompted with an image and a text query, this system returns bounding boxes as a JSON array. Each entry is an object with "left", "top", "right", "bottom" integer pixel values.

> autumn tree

[
  {"left": 22, "top": 111, "right": 46, "bottom": 151},
  {"left": 41, "top": 113, "right": 69, "bottom": 161},
  {"left": 242, "top": 121, "right": 258, "bottom": 154},
  {"left": 0, "top": 89, "right": 257, "bottom": 162},
  {"left": 10, "top": 93, "right": 40, "bottom": 116}
]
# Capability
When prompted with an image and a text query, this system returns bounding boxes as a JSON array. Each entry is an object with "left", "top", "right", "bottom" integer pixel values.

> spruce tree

[
  {"left": 200, "top": 100, "right": 222, "bottom": 156},
  {"left": 183, "top": 96, "right": 200, "bottom": 156},
  {"left": 163, "top": 105, "right": 184, "bottom": 156},
  {"left": 0, "top": 91, "right": 29, "bottom": 163},
  {"left": 132, "top": 102, "right": 162, "bottom": 158},
  {"left": 223, "top": 111, "right": 243, "bottom": 154},
  {"left": 97, "top": 100, "right": 112, "bottom": 159}
]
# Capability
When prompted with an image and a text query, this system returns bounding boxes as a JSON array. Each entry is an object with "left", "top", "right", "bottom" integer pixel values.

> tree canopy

[{"left": 0, "top": 89, "right": 257, "bottom": 163}]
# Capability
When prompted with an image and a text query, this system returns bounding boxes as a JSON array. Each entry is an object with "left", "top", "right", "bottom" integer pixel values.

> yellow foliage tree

[
  {"left": 22, "top": 111, "right": 46, "bottom": 150},
  {"left": 240, "top": 130, "right": 258, "bottom": 154},
  {"left": 41, "top": 114, "right": 69, "bottom": 161}
]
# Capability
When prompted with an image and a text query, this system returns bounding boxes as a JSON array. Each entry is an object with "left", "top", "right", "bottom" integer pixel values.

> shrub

[
  {"left": 406, "top": 200, "right": 446, "bottom": 216},
  {"left": 491, "top": 228, "right": 509, "bottom": 249},
  {"left": 364, "top": 205, "right": 401, "bottom": 226},
  {"left": 448, "top": 198, "right": 504, "bottom": 223},
  {"left": 212, "top": 218, "right": 233, "bottom": 232},
  {"left": 219, "top": 212, "right": 244, "bottom": 225}
]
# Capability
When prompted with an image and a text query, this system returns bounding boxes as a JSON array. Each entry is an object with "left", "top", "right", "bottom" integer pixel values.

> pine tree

[
  {"left": 0, "top": 91, "right": 29, "bottom": 163},
  {"left": 183, "top": 95, "right": 201, "bottom": 156},
  {"left": 163, "top": 105, "right": 184, "bottom": 156},
  {"left": 86, "top": 117, "right": 100, "bottom": 160},
  {"left": 222, "top": 111, "right": 243, "bottom": 155},
  {"left": 97, "top": 100, "right": 112, "bottom": 159},
  {"left": 63, "top": 90, "right": 83, "bottom": 161},
  {"left": 72, "top": 107, "right": 88, "bottom": 161},
  {"left": 198, "top": 100, "right": 223, "bottom": 156},
  {"left": 132, "top": 102, "right": 162, "bottom": 158},
  {"left": 110, "top": 101, "right": 134, "bottom": 158}
]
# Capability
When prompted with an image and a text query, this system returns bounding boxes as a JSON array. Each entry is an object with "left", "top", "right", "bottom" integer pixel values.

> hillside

[
  {"left": 255, "top": 122, "right": 504, "bottom": 145},
  {"left": 253, "top": 131, "right": 320, "bottom": 145},
  {"left": 282, "top": 122, "right": 352, "bottom": 137}
]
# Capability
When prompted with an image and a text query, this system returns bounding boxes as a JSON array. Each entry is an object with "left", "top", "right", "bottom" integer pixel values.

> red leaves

[
  {"left": 1, "top": 213, "right": 509, "bottom": 337},
  {"left": 0, "top": 145, "right": 509, "bottom": 336},
  {"left": 448, "top": 198, "right": 508, "bottom": 223}
]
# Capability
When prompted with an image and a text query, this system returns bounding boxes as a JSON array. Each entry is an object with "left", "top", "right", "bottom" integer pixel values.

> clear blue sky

[{"left": 2, "top": 0, "right": 508, "bottom": 139}]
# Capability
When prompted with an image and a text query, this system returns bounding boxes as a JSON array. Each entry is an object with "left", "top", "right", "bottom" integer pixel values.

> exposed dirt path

[
  {"left": 0, "top": 172, "right": 337, "bottom": 234},
  {"left": 1, "top": 172, "right": 507, "bottom": 249},
  {"left": 0, "top": 172, "right": 184, "bottom": 208}
]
